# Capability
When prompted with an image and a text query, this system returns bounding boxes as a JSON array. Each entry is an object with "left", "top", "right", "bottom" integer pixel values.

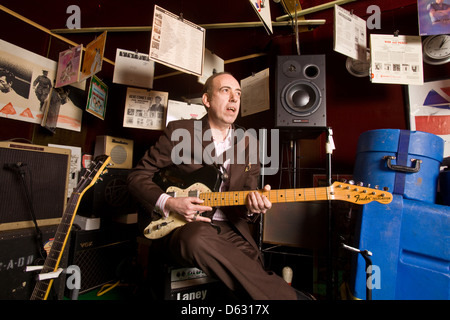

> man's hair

[
  {"left": 0, "top": 68, "right": 15, "bottom": 83},
  {"left": 202, "top": 71, "right": 233, "bottom": 97}
]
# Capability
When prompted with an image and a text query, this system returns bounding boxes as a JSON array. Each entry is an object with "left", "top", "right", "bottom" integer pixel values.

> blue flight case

[{"left": 351, "top": 194, "right": 450, "bottom": 300}]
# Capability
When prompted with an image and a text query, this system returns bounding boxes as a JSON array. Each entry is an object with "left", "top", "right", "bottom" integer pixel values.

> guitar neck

[
  {"left": 30, "top": 193, "right": 80, "bottom": 300},
  {"left": 199, "top": 187, "right": 331, "bottom": 207}
]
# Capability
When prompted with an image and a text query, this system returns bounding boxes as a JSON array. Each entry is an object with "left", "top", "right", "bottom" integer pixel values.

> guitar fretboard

[
  {"left": 30, "top": 193, "right": 81, "bottom": 300},
  {"left": 199, "top": 187, "right": 331, "bottom": 207}
]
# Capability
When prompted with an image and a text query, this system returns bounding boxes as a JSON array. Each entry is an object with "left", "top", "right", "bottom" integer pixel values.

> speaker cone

[{"left": 280, "top": 79, "right": 322, "bottom": 117}]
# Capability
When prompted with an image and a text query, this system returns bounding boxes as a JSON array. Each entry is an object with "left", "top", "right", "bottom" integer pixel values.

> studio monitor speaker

[
  {"left": 275, "top": 55, "right": 326, "bottom": 128},
  {"left": 94, "top": 135, "right": 133, "bottom": 169}
]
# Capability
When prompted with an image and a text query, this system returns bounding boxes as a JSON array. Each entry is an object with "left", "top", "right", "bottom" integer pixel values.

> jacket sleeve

[{"left": 127, "top": 122, "right": 176, "bottom": 214}]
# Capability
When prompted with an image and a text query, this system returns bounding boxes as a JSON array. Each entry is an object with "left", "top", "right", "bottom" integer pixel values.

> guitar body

[{"left": 143, "top": 182, "right": 214, "bottom": 239}]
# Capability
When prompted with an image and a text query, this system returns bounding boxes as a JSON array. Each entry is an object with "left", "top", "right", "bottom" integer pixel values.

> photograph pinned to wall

[
  {"left": 166, "top": 100, "right": 207, "bottom": 125},
  {"left": 240, "top": 68, "right": 270, "bottom": 117},
  {"left": 86, "top": 75, "right": 108, "bottom": 120},
  {"left": 149, "top": 5, "right": 205, "bottom": 77},
  {"left": 408, "top": 78, "right": 450, "bottom": 157},
  {"left": 113, "top": 48, "right": 155, "bottom": 88},
  {"left": 41, "top": 87, "right": 62, "bottom": 133},
  {"left": 417, "top": 0, "right": 450, "bottom": 36},
  {"left": 0, "top": 39, "right": 57, "bottom": 125},
  {"left": 80, "top": 31, "right": 107, "bottom": 81},
  {"left": 55, "top": 44, "right": 82, "bottom": 88},
  {"left": 198, "top": 49, "right": 224, "bottom": 85},
  {"left": 123, "top": 87, "right": 168, "bottom": 130},
  {"left": 55, "top": 81, "right": 86, "bottom": 132}
]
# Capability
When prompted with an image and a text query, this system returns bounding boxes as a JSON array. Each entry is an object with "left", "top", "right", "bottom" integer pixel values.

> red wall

[{"left": 0, "top": 0, "right": 448, "bottom": 179}]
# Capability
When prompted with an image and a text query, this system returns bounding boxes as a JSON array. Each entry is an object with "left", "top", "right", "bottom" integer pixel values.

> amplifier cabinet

[
  {"left": 0, "top": 141, "right": 70, "bottom": 231},
  {"left": 0, "top": 225, "right": 68, "bottom": 300},
  {"left": 67, "top": 225, "right": 137, "bottom": 294}
]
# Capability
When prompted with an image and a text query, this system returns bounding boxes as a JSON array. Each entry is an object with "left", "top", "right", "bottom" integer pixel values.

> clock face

[
  {"left": 423, "top": 35, "right": 450, "bottom": 65},
  {"left": 346, "top": 57, "right": 370, "bottom": 77}
]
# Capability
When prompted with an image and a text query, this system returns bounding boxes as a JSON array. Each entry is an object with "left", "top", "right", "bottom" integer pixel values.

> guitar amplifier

[
  {"left": 0, "top": 141, "right": 70, "bottom": 231},
  {"left": 94, "top": 135, "right": 133, "bottom": 169},
  {"left": 0, "top": 225, "right": 69, "bottom": 300},
  {"left": 67, "top": 224, "right": 137, "bottom": 294},
  {"left": 163, "top": 266, "right": 229, "bottom": 301}
]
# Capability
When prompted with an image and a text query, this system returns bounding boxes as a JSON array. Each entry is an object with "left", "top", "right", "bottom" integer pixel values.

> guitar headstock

[
  {"left": 330, "top": 181, "right": 393, "bottom": 205},
  {"left": 75, "top": 155, "right": 111, "bottom": 194}
]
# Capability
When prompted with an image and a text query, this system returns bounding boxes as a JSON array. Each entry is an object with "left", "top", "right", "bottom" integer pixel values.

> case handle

[{"left": 383, "top": 156, "right": 422, "bottom": 173}]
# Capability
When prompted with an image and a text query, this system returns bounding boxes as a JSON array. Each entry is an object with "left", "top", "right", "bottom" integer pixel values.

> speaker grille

[
  {"left": 0, "top": 143, "right": 69, "bottom": 227},
  {"left": 276, "top": 55, "right": 326, "bottom": 128}
]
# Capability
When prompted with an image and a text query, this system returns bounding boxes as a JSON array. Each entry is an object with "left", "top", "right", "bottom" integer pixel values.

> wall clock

[
  {"left": 423, "top": 34, "right": 450, "bottom": 65},
  {"left": 346, "top": 56, "right": 370, "bottom": 77}
]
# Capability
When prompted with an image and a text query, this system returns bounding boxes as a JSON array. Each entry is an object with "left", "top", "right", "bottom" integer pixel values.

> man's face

[
  {"left": 0, "top": 76, "right": 12, "bottom": 93},
  {"left": 203, "top": 74, "right": 241, "bottom": 128}
]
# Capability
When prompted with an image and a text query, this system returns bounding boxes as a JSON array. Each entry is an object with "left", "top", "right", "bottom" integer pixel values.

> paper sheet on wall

[
  {"left": 249, "top": 0, "right": 273, "bottom": 35},
  {"left": 149, "top": 5, "right": 205, "bottom": 76},
  {"left": 333, "top": 5, "right": 367, "bottom": 61},
  {"left": 198, "top": 50, "right": 224, "bottom": 85},
  {"left": 370, "top": 34, "right": 424, "bottom": 85},
  {"left": 113, "top": 48, "right": 155, "bottom": 89},
  {"left": 240, "top": 68, "right": 270, "bottom": 117},
  {"left": 48, "top": 144, "right": 81, "bottom": 198},
  {"left": 166, "top": 100, "right": 207, "bottom": 125}
]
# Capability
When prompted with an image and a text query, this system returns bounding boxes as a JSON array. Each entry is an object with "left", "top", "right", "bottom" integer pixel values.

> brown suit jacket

[{"left": 127, "top": 115, "right": 262, "bottom": 253}]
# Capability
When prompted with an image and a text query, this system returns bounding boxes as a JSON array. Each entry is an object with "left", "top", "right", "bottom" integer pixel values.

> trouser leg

[{"left": 165, "top": 220, "right": 297, "bottom": 300}]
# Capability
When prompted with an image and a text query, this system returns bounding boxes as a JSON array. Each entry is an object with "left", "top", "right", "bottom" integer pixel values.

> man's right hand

[{"left": 165, "top": 197, "right": 212, "bottom": 223}]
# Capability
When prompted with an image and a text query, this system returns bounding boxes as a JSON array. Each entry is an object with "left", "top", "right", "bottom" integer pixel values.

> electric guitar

[
  {"left": 144, "top": 166, "right": 393, "bottom": 239},
  {"left": 30, "top": 155, "right": 111, "bottom": 300}
]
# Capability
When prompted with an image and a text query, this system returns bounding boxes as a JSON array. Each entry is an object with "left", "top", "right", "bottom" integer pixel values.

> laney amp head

[
  {"left": 94, "top": 135, "right": 133, "bottom": 169},
  {"left": 164, "top": 266, "right": 232, "bottom": 301}
]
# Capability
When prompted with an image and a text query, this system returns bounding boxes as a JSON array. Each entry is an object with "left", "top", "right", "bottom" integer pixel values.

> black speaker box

[
  {"left": 67, "top": 225, "right": 136, "bottom": 294},
  {"left": 275, "top": 55, "right": 327, "bottom": 128},
  {"left": 0, "top": 225, "right": 69, "bottom": 300},
  {"left": 0, "top": 142, "right": 70, "bottom": 231},
  {"left": 77, "top": 168, "right": 138, "bottom": 219}
]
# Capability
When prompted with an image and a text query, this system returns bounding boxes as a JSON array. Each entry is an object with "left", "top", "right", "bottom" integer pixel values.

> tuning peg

[
  {"left": 383, "top": 186, "right": 389, "bottom": 191},
  {"left": 357, "top": 181, "right": 364, "bottom": 186},
  {"left": 374, "top": 185, "right": 379, "bottom": 189},
  {"left": 341, "top": 179, "right": 347, "bottom": 183},
  {"left": 348, "top": 180, "right": 355, "bottom": 185}
]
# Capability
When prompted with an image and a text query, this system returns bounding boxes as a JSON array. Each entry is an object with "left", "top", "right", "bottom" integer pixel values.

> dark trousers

[{"left": 163, "top": 220, "right": 297, "bottom": 300}]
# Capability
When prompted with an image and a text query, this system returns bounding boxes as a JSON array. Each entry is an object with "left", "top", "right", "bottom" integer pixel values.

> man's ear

[{"left": 202, "top": 93, "right": 210, "bottom": 109}]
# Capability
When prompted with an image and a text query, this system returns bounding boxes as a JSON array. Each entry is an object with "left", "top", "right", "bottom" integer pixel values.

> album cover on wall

[
  {"left": 55, "top": 45, "right": 82, "bottom": 88},
  {"left": 113, "top": 48, "right": 155, "bottom": 89},
  {"left": 80, "top": 31, "right": 107, "bottom": 81},
  {"left": 0, "top": 39, "right": 56, "bottom": 125},
  {"left": 417, "top": 0, "right": 450, "bottom": 35},
  {"left": 86, "top": 75, "right": 108, "bottom": 120},
  {"left": 123, "top": 87, "right": 168, "bottom": 130}
]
